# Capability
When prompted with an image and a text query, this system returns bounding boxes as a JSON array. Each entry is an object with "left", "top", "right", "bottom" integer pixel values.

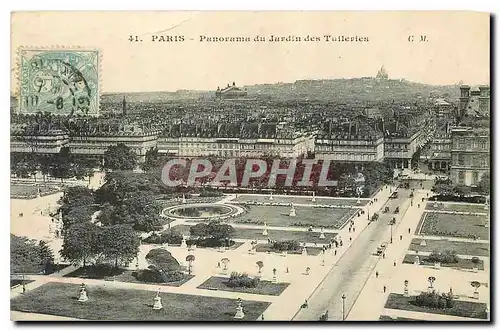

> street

[{"left": 293, "top": 184, "right": 416, "bottom": 321}]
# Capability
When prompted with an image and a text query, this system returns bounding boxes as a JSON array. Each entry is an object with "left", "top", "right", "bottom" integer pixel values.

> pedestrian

[
  {"left": 334, "top": 250, "right": 337, "bottom": 256},
  {"left": 382, "top": 253, "right": 386, "bottom": 259},
  {"left": 22, "top": 283, "right": 26, "bottom": 294},
  {"left": 348, "top": 227, "right": 351, "bottom": 233},
  {"left": 400, "top": 235, "right": 402, "bottom": 241},
  {"left": 217, "top": 262, "right": 221, "bottom": 268},
  {"left": 383, "top": 285, "right": 387, "bottom": 293},
  {"left": 408, "top": 228, "right": 411, "bottom": 234},
  {"left": 393, "top": 261, "right": 397, "bottom": 267},
  {"left": 418, "top": 204, "right": 420, "bottom": 208},
  {"left": 375, "top": 271, "right": 379, "bottom": 278},
  {"left": 286, "top": 267, "right": 289, "bottom": 273},
  {"left": 353, "top": 227, "right": 355, "bottom": 232},
  {"left": 261, "top": 314, "right": 264, "bottom": 321},
  {"left": 349, "top": 237, "right": 352, "bottom": 242}
]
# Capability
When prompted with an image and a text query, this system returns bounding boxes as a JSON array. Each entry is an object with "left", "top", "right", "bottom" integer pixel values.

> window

[
  {"left": 472, "top": 172, "right": 479, "bottom": 185},
  {"left": 458, "top": 171, "right": 465, "bottom": 184}
]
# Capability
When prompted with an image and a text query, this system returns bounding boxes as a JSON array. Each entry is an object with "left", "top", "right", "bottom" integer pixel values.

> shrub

[
  {"left": 132, "top": 268, "right": 163, "bottom": 283},
  {"left": 272, "top": 240, "right": 301, "bottom": 252},
  {"left": 142, "top": 230, "right": 183, "bottom": 245},
  {"left": 132, "top": 267, "right": 185, "bottom": 283},
  {"left": 426, "top": 250, "right": 459, "bottom": 264},
  {"left": 415, "top": 290, "right": 454, "bottom": 309},
  {"left": 186, "top": 237, "right": 235, "bottom": 248},
  {"left": 145, "top": 248, "right": 181, "bottom": 272},
  {"left": 471, "top": 256, "right": 480, "bottom": 264},
  {"left": 226, "top": 272, "right": 259, "bottom": 288}
]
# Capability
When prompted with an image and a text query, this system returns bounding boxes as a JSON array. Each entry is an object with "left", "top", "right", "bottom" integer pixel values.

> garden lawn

[
  {"left": 171, "top": 225, "right": 337, "bottom": 244},
  {"left": 408, "top": 239, "right": 489, "bottom": 257},
  {"left": 64, "top": 266, "right": 194, "bottom": 287},
  {"left": 234, "top": 194, "right": 367, "bottom": 206},
  {"left": 425, "top": 203, "right": 487, "bottom": 214},
  {"left": 403, "top": 254, "right": 485, "bottom": 270},
  {"left": 197, "top": 276, "right": 289, "bottom": 296},
  {"left": 379, "top": 315, "right": 423, "bottom": 321},
  {"left": 384, "top": 293, "right": 487, "bottom": 319},
  {"left": 10, "top": 184, "right": 60, "bottom": 198},
  {"left": 234, "top": 205, "right": 357, "bottom": 229},
  {"left": 416, "top": 212, "right": 489, "bottom": 239},
  {"left": 11, "top": 282, "right": 270, "bottom": 321},
  {"left": 255, "top": 244, "right": 324, "bottom": 256}
]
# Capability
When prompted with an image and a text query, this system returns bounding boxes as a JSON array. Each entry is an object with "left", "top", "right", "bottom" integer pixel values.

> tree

[
  {"left": 60, "top": 222, "right": 101, "bottom": 267},
  {"left": 471, "top": 257, "right": 480, "bottom": 271},
  {"left": 38, "top": 240, "right": 55, "bottom": 274},
  {"left": 427, "top": 276, "right": 436, "bottom": 289},
  {"left": 186, "top": 255, "right": 195, "bottom": 275},
  {"left": 59, "top": 186, "right": 95, "bottom": 216},
  {"left": 100, "top": 224, "right": 140, "bottom": 268},
  {"left": 11, "top": 235, "right": 50, "bottom": 275},
  {"left": 477, "top": 173, "right": 490, "bottom": 195},
  {"left": 256, "top": 261, "right": 264, "bottom": 275},
  {"left": 103, "top": 143, "right": 138, "bottom": 171},
  {"left": 189, "top": 223, "right": 210, "bottom": 238},
  {"left": 207, "top": 221, "right": 234, "bottom": 240},
  {"left": 471, "top": 281, "right": 481, "bottom": 296}
]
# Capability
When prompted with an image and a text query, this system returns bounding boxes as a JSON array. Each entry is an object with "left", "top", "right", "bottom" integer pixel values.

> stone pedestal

[
  {"left": 473, "top": 266, "right": 478, "bottom": 273},
  {"left": 180, "top": 238, "right": 187, "bottom": 249},
  {"left": 234, "top": 303, "right": 245, "bottom": 319},
  {"left": 272, "top": 275, "right": 277, "bottom": 284},
  {"left": 473, "top": 290, "right": 479, "bottom": 300},
  {"left": 319, "top": 228, "right": 325, "bottom": 239},
  {"left": 404, "top": 286, "right": 409, "bottom": 297},
  {"left": 302, "top": 247, "right": 308, "bottom": 256},
  {"left": 153, "top": 294, "right": 163, "bottom": 310},
  {"left": 281, "top": 251, "right": 287, "bottom": 257},
  {"left": 262, "top": 227, "right": 268, "bottom": 236},
  {"left": 78, "top": 288, "right": 88, "bottom": 302},
  {"left": 434, "top": 262, "right": 441, "bottom": 270},
  {"left": 289, "top": 207, "right": 296, "bottom": 217},
  {"left": 269, "top": 193, "right": 273, "bottom": 201},
  {"left": 420, "top": 239, "right": 427, "bottom": 246},
  {"left": 414, "top": 256, "right": 420, "bottom": 265}
]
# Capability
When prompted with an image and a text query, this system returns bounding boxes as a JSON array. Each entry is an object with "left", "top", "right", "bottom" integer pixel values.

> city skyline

[{"left": 11, "top": 11, "right": 489, "bottom": 93}]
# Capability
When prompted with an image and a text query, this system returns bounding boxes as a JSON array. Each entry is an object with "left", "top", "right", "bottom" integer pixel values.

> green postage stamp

[{"left": 18, "top": 48, "right": 100, "bottom": 116}]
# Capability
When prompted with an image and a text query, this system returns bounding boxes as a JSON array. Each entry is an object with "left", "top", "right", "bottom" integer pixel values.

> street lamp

[
  {"left": 341, "top": 294, "right": 346, "bottom": 321},
  {"left": 390, "top": 223, "right": 393, "bottom": 244}
]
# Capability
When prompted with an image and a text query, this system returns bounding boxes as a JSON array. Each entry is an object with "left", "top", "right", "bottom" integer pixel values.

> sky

[{"left": 10, "top": 11, "right": 490, "bottom": 93}]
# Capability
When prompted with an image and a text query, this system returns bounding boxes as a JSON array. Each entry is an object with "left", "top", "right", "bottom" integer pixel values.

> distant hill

[
  {"left": 242, "top": 78, "right": 459, "bottom": 102},
  {"left": 95, "top": 78, "right": 461, "bottom": 103}
]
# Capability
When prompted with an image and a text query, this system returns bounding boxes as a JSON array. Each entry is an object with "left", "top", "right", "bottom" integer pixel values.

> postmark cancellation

[{"left": 17, "top": 47, "right": 100, "bottom": 116}]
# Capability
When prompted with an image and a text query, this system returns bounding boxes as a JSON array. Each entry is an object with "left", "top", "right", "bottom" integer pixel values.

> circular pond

[{"left": 162, "top": 203, "right": 240, "bottom": 220}]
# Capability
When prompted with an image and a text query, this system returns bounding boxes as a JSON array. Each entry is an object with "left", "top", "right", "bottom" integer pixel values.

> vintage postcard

[{"left": 10, "top": 11, "right": 490, "bottom": 322}]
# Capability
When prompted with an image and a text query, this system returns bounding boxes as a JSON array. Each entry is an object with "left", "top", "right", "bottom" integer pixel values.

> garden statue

[
  {"left": 420, "top": 239, "right": 427, "bottom": 246},
  {"left": 269, "top": 192, "right": 273, "bottom": 201},
  {"left": 319, "top": 227, "right": 325, "bottom": 239},
  {"left": 234, "top": 298, "right": 245, "bottom": 319},
  {"left": 153, "top": 289, "right": 163, "bottom": 310},
  {"left": 302, "top": 246, "right": 308, "bottom": 256},
  {"left": 289, "top": 203, "right": 296, "bottom": 217},
  {"left": 414, "top": 256, "right": 420, "bottom": 265},
  {"left": 262, "top": 223, "right": 268, "bottom": 236},
  {"left": 180, "top": 236, "right": 188, "bottom": 249},
  {"left": 77, "top": 283, "right": 88, "bottom": 302},
  {"left": 311, "top": 191, "right": 316, "bottom": 202},
  {"left": 182, "top": 194, "right": 186, "bottom": 204}
]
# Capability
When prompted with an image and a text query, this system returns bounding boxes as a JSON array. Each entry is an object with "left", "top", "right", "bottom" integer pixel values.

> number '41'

[{"left": 129, "top": 35, "right": 142, "bottom": 42}]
